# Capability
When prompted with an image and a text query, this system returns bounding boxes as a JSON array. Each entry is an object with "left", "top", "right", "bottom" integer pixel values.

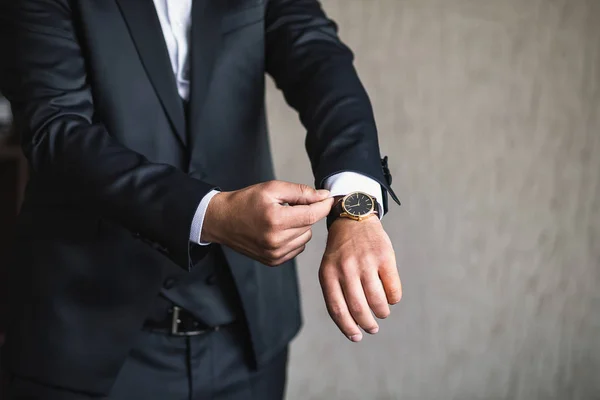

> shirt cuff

[
  {"left": 323, "top": 172, "right": 385, "bottom": 219},
  {"left": 190, "top": 189, "right": 220, "bottom": 245}
]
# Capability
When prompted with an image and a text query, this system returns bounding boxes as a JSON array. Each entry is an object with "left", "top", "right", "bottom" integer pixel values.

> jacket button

[
  {"left": 206, "top": 274, "right": 217, "bottom": 285},
  {"left": 163, "top": 277, "right": 177, "bottom": 289}
]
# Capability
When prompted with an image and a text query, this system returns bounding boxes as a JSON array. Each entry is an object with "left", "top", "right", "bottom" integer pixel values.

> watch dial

[{"left": 342, "top": 192, "right": 374, "bottom": 217}]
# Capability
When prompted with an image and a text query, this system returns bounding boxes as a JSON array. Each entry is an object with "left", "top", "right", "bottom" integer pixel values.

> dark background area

[{"left": 0, "top": 96, "right": 26, "bottom": 341}]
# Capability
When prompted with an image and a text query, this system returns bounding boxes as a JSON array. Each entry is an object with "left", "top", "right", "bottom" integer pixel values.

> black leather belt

[{"left": 143, "top": 305, "right": 220, "bottom": 337}]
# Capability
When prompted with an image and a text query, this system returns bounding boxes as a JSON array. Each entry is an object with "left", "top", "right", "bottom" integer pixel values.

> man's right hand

[{"left": 202, "top": 181, "right": 334, "bottom": 266}]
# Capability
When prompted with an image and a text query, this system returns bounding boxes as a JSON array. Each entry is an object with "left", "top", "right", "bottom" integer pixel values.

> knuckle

[
  {"left": 382, "top": 253, "right": 396, "bottom": 266},
  {"left": 254, "top": 189, "right": 270, "bottom": 205},
  {"left": 360, "top": 256, "right": 377, "bottom": 269},
  {"left": 318, "top": 267, "right": 329, "bottom": 284},
  {"left": 305, "top": 208, "right": 317, "bottom": 225},
  {"left": 263, "top": 214, "right": 279, "bottom": 229},
  {"left": 348, "top": 301, "right": 364, "bottom": 316},
  {"left": 340, "top": 259, "right": 358, "bottom": 275},
  {"left": 275, "top": 249, "right": 287, "bottom": 261},
  {"left": 370, "top": 297, "right": 391, "bottom": 317},
  {"left": 319, "top": 256, "right": 339, "bottom": 275},
  {"left": 263, "top": 180, "right": 279, "bottom": 192},
  {"left": 376, "top": 252, "right": 390, "bottom": 265},
  {"left": 262, "top": 234, "right": 279, "bottom": 250},
  {"left": 300, "top": 233, "right": 313, "bottom": 247},
  {"left": 265, "top": 248, "right": 281, "bottom": 261},
  {"left": 306, "top": 229, "right": 313, "bottom": 242},
  {"left": 272, "top": 234, "right": 285, "bottom": 249},
  {"left": 297, "top": 183, "right": 310, "bottom": 196},
  {"left": 370, "top": 297, "right": 388, "bottom": 310},
  {"left": 364, "top": 279, "right": 381, "bottom": 292},
  {"left": 265, "top": 252, "right": 285, "bottom": 267},
  {"left": 328, "top": 304, "right": 345, "bottom": 320}
]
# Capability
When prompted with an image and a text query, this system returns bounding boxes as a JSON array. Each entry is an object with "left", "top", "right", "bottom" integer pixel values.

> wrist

[
  {"left": 329, "top": 212, "right": 381, "bottom": 230},
  {"left": 326, "top": 192, "right": 381, "bottom": 230},
  {"left": 201, "top": 191, "right": 231, "bottom": 244}
]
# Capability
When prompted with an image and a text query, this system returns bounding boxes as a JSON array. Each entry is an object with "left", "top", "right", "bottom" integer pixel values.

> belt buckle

[{"left": 170, "top": 306, "right": 214, "bottom": 337}]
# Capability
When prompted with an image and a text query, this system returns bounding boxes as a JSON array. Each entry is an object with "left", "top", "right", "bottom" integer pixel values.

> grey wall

[{"left": 265, "top": 1, "right": 600, "bottom": 399}]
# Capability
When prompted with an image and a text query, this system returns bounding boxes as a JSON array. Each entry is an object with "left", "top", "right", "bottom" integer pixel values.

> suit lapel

[{"left": 115, "top": 0, "right": 187, "bottom": 147}]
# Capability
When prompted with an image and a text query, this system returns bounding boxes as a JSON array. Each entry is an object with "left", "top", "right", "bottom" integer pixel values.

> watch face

[{"left": 342, "top": 192, "right": 374, "bottom": 217}]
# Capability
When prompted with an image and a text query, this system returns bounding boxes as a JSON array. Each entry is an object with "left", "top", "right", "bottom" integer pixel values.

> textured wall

[{"left": 265, "top": 1, "right": 600, "bottom": 399}]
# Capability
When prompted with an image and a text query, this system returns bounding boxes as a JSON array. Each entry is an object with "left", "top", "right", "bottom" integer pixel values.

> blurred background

[
  {"left": 0, "top": 0, "right": 599, "bottom": 399},
  {"left": 266, "top": 0, "right": 600, "bottom": 399}
]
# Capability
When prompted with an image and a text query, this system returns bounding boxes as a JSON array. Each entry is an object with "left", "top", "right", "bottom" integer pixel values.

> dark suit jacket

[{"left": 0, "top": 0, "right": 399, "bottom": 395}]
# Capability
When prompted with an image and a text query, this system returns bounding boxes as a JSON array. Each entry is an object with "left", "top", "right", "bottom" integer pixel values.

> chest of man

[{"left": 75, "top": 0, "right": 270, "bottom": 185}]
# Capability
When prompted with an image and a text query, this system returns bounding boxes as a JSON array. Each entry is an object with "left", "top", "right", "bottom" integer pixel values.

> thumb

[
  {"left": 273, "top": 182, "right": 330, "bottom": 205},
  {"left": 282, "top": 197, "right": 336, "bottom": 227}
]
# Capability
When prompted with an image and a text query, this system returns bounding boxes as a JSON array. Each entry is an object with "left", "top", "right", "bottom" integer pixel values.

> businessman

[{"left": 0, "top": 0, "right": 402, "bottom": 398}]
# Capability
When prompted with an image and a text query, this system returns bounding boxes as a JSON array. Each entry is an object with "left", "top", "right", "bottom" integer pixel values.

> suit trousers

[{"left": 3, "top": 321, "right": 289, "bottom": 400}]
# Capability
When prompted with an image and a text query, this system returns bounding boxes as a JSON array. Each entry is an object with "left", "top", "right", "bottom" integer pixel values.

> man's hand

[
  {"left": 319, "top": 217, "right": 402, "bottom": 342},
  {"left": 202, "top": 181, "right": 334, "bottom": 267}
]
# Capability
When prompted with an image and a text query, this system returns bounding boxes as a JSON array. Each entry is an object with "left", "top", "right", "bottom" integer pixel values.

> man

[{"left": 0, "top": 0, "right": 402, "bottom": 398}]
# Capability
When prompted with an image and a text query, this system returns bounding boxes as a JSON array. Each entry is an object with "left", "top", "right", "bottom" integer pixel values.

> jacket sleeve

[
  {"left": 0, "top": 0, "right": 214, "bottom": 270},
  {"left": 264, "top": 0, "right": 400, "bottom": 213}
]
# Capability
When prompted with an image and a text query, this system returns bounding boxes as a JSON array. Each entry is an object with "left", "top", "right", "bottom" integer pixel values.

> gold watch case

[{"left": 339, "top": 191, "right": 377, "bottom": 221}]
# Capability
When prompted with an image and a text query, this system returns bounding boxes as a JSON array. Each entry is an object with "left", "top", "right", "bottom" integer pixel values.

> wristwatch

[{"left": 327, "top": 191, "right": 380, "bottom": 229}]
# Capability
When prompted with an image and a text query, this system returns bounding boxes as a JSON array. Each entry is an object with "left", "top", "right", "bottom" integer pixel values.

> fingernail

[
  {"left": 317, "top": 189, "right": 330, "bottom": 197},
  {"left": 367, "top": 327, "right": 379, "bottom": 334},
  {"left": 348, "top": 333, "right": 363, "bottom": 342}
]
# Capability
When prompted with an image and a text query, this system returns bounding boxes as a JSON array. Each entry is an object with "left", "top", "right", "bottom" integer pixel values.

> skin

[
  {"left": 320, "top": 217, "right": 401, "bottom": 342},
  {"left": 203, "top": 180, "right": 402, "bottom": 342}
]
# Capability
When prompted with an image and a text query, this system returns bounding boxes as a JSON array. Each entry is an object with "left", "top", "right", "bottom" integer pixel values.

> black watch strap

[
  {"left": 326, "top": 194, "right": 380, "bottom": 230},
  {"left": 326, "top": 196, "right": 345, "bottom": 230}
]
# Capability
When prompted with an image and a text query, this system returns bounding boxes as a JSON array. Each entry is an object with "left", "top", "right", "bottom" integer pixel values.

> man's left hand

[{"left": 319, "top": 217, "right": 402, "bottom": 342}]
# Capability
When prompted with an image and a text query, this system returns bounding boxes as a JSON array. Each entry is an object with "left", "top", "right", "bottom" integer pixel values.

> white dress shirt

[{"left": 152, "top": 0, "right": 384, "bottom": 245}]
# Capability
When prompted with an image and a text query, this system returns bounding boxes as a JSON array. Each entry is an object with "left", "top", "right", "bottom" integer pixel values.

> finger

[
  {"left": 379, "top": 252, "right": 402, "bottom": 304},
  {"left": 319, "top": 270, "right": 363, "bottom": 342},
  {"left": 278, "top": 229, "right": 313, "bottom": 256},
  {"left": 271, "top": 182, "right": 330, "bottom": 205},
  {"left": 264, "top": 229, "right": 312, "bottom": 265},
  {"left": 281, "top": 197, "right": 335, "bottom": 228},
  {"left": 262, "top": 224, "right": 311, "bottom": 251},
  {"left": 361, "top": 272, "right": 391, "bottom": 319},
  {"left": 276, "top": 225, "right": 312, "bottom": 244},
  {"left": 282, "top": 227, "right": 313, "bottom": 252},
  {"left": 341, "top": 274, "right": 380, "bottom": 334},
  {"left": 271, "top": 243, "right": 307, "bottom": 266}
]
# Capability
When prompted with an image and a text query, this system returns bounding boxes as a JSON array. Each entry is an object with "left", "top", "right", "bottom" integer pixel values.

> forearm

[
  {"left": 0, "top": 0, "right": 214, "bottom": 268},
  {"left": 265, "top": 0, "right": 398, "bottom": 208}
]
